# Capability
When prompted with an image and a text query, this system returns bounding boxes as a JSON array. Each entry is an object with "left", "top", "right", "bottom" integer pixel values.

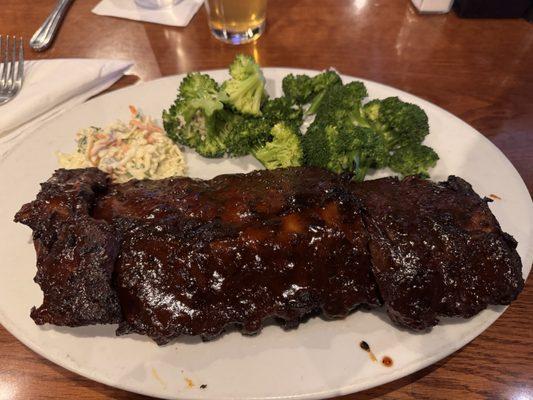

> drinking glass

[{"left": 204, "top": 0, "right": 267, "bottom": 45}]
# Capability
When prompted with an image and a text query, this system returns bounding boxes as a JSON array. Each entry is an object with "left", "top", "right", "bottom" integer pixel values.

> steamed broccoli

[
  {"left": 162, "top": 57, "right": 438, "bottom": 178},
  {"left": 325, "top": 124, "right": 363, "bottom": 174},
  {"left": 306, "top": 71, "right": 343, "bottom": 114},
  {"left": 313, "top": 81, "right": 369, "bottom": 122},
  {"left": 303, "top": 81, "right": 371, "bottom": 174},
  {"left": 222, "top": 96, "right": 304, "bottom": 157},
  {"left": 164, "top": 73, "right": 225, "bottom": 125},
  {"left": 302, "top": 119, "right": 332, "bottom": 169},
  {"left": 303, "top": 120, "right": 388, "bottom": 180},
  {"left": 303, "top": 87, "right": 437, "bottom": 179},
  {"left": 389, "top": 144, "right": 439, "bottom": 178},
  {"left": 221, "top": 55, "right": 266, "bottom": 116},
  {"left": 262, "top": 97, "right": 304, "bottom": 132},
  {"left": 328, "top": 123, "right": 390, "bottom": 175},
  {"left": 282, "top": 71, "right": 343, "bottom": 114},
  {"left": 223, "top": 115, "right": 272, "bottom": 157},
  {"left": 179, "top": 72, "right": 228, "bottom": 108},
  {"left": 362, "top": 97, "right": 430, "bottom": 150},
  {"left": 311, "top": 71, "right": 343, "bottom": 95},
  {"left": 162, "top": 73, "right": 229, "bottom": 157},
  {"left": 253, "top": 123, "right": 303, "bottom": 169},
  {"left": 282, "top": 74, "right": 314, "bottom": 105}
]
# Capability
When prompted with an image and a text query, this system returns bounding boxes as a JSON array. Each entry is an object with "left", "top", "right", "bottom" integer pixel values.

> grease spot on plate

[
  {"left": 151, "top": 368, "right": 167, "bottom": 388},
  {"left": 185, "top": 377, "right": 195, "bottom": 388}
]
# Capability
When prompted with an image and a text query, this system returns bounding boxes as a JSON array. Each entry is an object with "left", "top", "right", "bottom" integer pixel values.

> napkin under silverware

[
  {"left": 0, "top": 58, "right": 133, "bottom": 159},
  {"left": 92, "top": 0, "right": 203, "bottom": 27}
]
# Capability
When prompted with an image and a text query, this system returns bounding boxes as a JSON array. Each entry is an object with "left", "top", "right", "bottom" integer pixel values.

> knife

[{"left": 30, "top": 0, "right": 75, "bottom": 52}]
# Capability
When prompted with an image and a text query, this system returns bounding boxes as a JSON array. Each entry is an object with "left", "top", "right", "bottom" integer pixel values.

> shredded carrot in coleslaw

[{"left": 57, "top": 106, "right": 186, "bottom": 183}]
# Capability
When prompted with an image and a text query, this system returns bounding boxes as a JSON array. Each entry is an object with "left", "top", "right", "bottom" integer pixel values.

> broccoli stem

[
  {"left": 305, "top": 91, "right": 326, "bottom": 115},
  {"left": 352, "top": 153, "right": 369, "bottom": 182}
]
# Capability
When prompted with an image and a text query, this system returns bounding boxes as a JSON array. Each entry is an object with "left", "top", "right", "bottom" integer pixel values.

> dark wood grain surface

[{"left": 1, "top": 0, "right": 532, "bottom": 399}]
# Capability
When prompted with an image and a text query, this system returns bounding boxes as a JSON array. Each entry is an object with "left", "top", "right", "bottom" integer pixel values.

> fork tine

[
  {"left": 8, "top": 35, "right": 17, "bottom": 89},
  {"left": 0, "top": 36, "right": 2, "bottom": 83},
  {"left": 16, "top": 37, "right": 24, "bottom": 84},
  {"left": 0, "top": 35, "right": 24, "bottom": 104},
  {"left": 0, "top": 35, "right": 7, "bottom": 87}
]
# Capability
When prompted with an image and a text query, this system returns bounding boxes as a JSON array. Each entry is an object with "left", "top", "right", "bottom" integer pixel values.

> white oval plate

[{"left": 0, "top": 69, "right": 531, "bottom": 400}]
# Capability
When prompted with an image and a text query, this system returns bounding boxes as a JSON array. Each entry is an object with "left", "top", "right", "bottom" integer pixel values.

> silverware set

[
  {"left": 0, "top": 0, "right": 74, "bottom": 106},
  {"left": 0, "top": 36, "right": 24, "bottom": 106}
]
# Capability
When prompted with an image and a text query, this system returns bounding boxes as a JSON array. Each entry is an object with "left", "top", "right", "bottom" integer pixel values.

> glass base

[{"left": 209, "top": 21, "right": 265, "bottom": 45}]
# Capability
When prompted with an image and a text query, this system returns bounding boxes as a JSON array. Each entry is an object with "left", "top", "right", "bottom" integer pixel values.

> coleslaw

[{"left": 58, "top": 106, "right": 186, "bottom": 183}]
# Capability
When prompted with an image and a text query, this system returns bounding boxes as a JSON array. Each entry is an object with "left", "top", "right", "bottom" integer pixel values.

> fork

[{"left": 0, "top": 36, "right": 24, "bottom": 106}]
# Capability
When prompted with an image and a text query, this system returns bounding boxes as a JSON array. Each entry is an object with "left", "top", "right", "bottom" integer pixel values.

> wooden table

[{"left": 2, "top": 0, "right": 532, "bottom": 399}]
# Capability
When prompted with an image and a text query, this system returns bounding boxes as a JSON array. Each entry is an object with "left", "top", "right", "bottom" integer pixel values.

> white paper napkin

[
  {"left": 0, "top": 58, "right": 132, "bottom": 158},
  {"left": 92, "top": 0, "right": 203, "bottom": 27}
]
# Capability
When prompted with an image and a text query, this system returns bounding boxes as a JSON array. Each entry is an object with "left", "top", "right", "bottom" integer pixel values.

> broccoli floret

[
  {"left": 306, "top": 71, "right": 344, "bottom": 114},
  {"left": 362, "top": 97, "right": 430, "bottom": 150},
  {"left": 162, "top": 100, "right": 189, "bottom": 144},
  {"left": 180, "top": 72, "right": 226, "bottom": 101},
  {"left": 323, "top": 124, "right": 356, "bottom": 173},
  {"left": 342, "top": 81, "right": 369, "bottom": 102},
  {"left": 282, "top": 74, "right": 314, "bottom": 105},
  {"left": 221, "top": 54, "right": 266, "bottom": 116},
  {"left": 282, "top": 71, "right": 343, "bottom": 114},
  {"left": 389, "top": 144, "right": 439, "bottom": 178},
  {"left": 262, "top": 97, "right": 303, "bottom": 132},
  {"left": 361, "top": 97, "right": 436, "bottom": 176},
  {"left": 162, "top": 73, "right": 229, "bottom": 157},
  {"left": 313, "top": 81, "right": 369, "bottom": 122},
  {"left": 177, "top": 73, "right": 227, "bottom": 120},
  {"left": 323, "top": 123, "right": 387, "bottom": 180},
  {"left": 162, "top": 73, "right": 224, "bottom": 130},
  {"left": 349, "top": 126, "right": 390, "bottom": 180},
  {"left": 223, "top": 96, "right": 304, "bottom": 157},
  {"left": 162, "top": 101, "right": 217, "bottom": 152},
  {"left": 369, "top": 133, "right": 390, "bottom": 169},
  {"left": 223, "top": 116, "right": 272, "bottom": 157},
  {"left": 253, "top": 123, "right": 303, "bottom": 169},
  {"left": 302, "top": 120, "right": 331, "bottom": 168},
  {"left": 362, "top": 99, "right": 381, "bottom": 122},
  {"left": 303, "top": 114, "right": 388, "bottom": 180},
  {"left": 312, "top": 71, "right": 343, "bottom": 94},
  {"left": 194, "top": 132, "right": 226, "bottom": 158}
]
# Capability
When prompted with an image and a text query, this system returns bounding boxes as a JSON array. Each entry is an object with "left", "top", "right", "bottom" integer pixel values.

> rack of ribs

[{"left": 14, "top": 167, "right": 524, "bottom": 344}]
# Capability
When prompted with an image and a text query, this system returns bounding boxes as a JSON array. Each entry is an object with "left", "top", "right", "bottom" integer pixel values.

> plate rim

[{"left": 0, "top": 67, "right": 531, "bottom": 400}]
